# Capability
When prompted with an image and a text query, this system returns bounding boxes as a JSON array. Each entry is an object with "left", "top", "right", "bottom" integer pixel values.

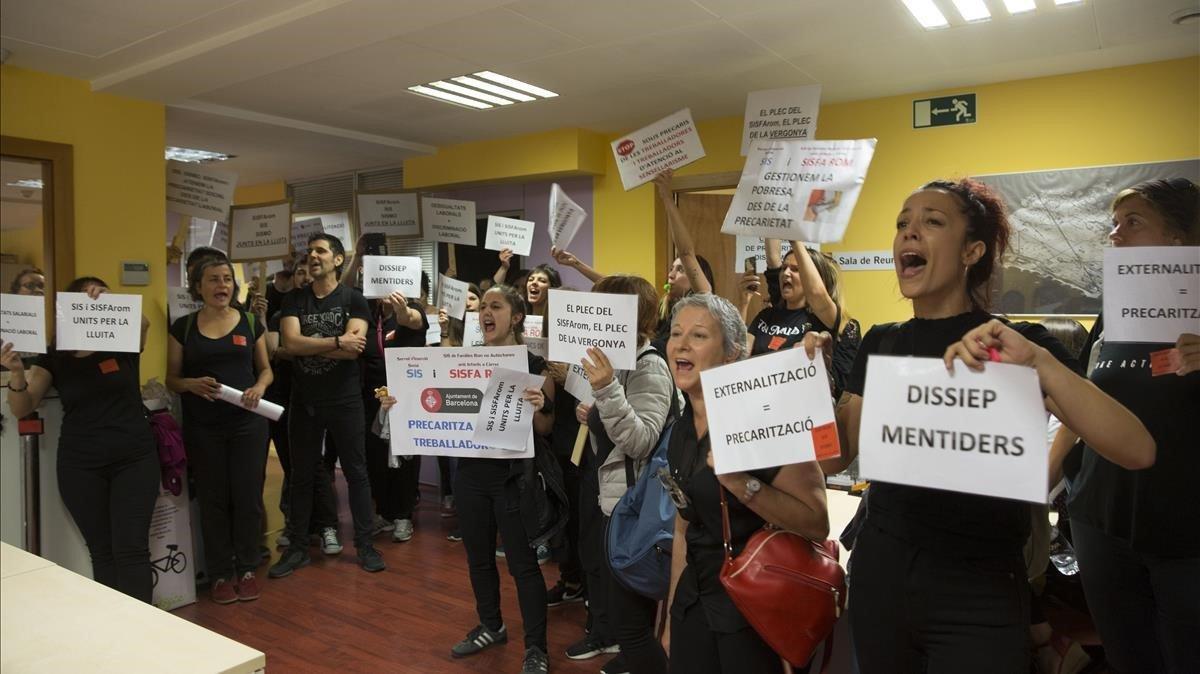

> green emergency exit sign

[{"left": 913, "top": 93, "right": 976, "bottom": 128}]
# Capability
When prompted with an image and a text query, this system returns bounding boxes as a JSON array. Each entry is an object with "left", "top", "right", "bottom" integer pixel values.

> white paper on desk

[
  {"left": 217, "top": 384, "right": 284, "bottom": 421},
  {"left": 472, "top": 367, "right": 546, "bottom": 451}
]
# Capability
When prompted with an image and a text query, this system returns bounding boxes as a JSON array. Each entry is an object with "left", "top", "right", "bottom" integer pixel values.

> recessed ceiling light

[
  {"left": 450, "top": 76, "right": 536, "bottom": 102},
  {"left": 473, "top": 72, "right": 558, "bottom": 99},
  {"left": 901, "top": 0, "right": 950, "bottom": 28},
  {"left": 409, "top": 71, "right": 557, "bottom": 110},
  {"left": 5, "top": 179, "right": 43, "bottom": 189},
  {"left": 952, "top": 0, "right": 992, "bottom": 22},
  {"left": 1001, "top": 0, "right": 1038, "bottom": 14},
  {"left": 1054, "top": 0, "right": 1084, "bottom": 5},
  {"left": 428, "top": 81, "right": 515, "bottom": 106},
  {"left": 166, "top": 146, "right": 232, "bottom": 163},
  {"left": 408, "top": 85, "right": 493, "bottom": 109}
]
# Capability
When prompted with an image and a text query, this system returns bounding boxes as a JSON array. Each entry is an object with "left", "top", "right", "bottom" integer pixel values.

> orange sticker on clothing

[
  {"left": 768, "top": 335, "right": 787, "bottom": 351},
  {"left": 1150, "top": 348, "right": 1181, "bottom": 377},
  {"left": 98, "top": 358, "right": 119, "bottom": 374},
  {"left": 811, "top": 422, "right": 840, "bottom": 461},
  {"left": 232, "top": 335, "right": 247, "bottom": 346}
]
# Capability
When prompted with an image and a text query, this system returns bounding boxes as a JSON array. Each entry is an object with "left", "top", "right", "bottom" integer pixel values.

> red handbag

[{"left": 718, "top": 487, "right": 847, "bottom": 672}]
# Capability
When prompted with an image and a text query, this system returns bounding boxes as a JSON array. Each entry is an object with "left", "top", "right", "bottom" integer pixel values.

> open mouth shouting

[
  {"left": 897, "top": 249, "right": 928, "bottom": 279},
  {"left": 674, "top": 358, "right": 694, "bottom": 374},
  {"left": 527, "top": 285, "right": 542, "bottom": 303},
  {"left": 481, "top": 314, "right": 497, "bottom": 338}
]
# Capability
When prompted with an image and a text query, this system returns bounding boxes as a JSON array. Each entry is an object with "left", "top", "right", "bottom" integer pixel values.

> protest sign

[
  {"left": 357, "top": 192, "right": 421, "bottom": 238},
  {"left": 211, "top": 222, "right": 229, "bottom": 254},
  {"left": 859, "top": 355, "right": 1049, "bottom": 503},
  {"left": 291, "top": 217, "right": 324, "bottom": 255},
  {"left": 421, "top": 197, "right": 476, "bottom": 246},
  {"left": 741, "top": 85, "right": 822, "bottom": 156},
  {"left": 734, "top": 236, "right": 800, "bottom": 274},
  {"left": 437, "top": 274, "right": 469, "bottom": 321},
  {"left": 702, "top": 347, "right": 838, "bottom": 475},
  {"left": 229, "top": 200, "right": 291, "bottom": 261},
  {"left": 548, "top": 289, "right": 638, "bottom": 370},
  {"left": 217, "top": 384, "right": 284, "bottom": 421},
  {"left": 485, "top": 215, "right": 536, "bottom": 257},
  {"left": 55, "top": 292, "right": 142, "bottom": 353},
  {"left": 293, "top": 212, "right": 353, "bottom": 253},
  {"left": 165, "top": 161, "right": 237, "bottom": 222},
  {"left": 524, "top": 315, "right": 545, "bottom": 340},
  {"left": 386, "top": 345, "right": 534, "bottom": 458},
  {"left": 564, "top": 363, "right": 594, "bottom": 405},
  {"left": 463, "top": 312, "right": 485, "bottom": 346},
  {"left": 525, "top": 336, "right": 548, "bottom": 360},
  {"left": 0, "top": 294, "right": 46, "bottom": 354},
  {"left": 425, "top": 314, "right": 442, "bottom": 345},
  {"left": 722, "top": 139, "right": 877, "bottom": 244},
  {"left": 1103, "top": 246, "right": 1200, "bottom": 344},
  {"left": 549, "top": 183, "right": 587, "bottom": 249},
  {"left": 167, "top": 287, "right": 204, "bottom": 323},
  {"left": 472, "top": 367, "right": 547, "bottom": 451},
  {"left": 362, "top": 256, "right": 422, "bottom": 299},
  {"left": 611, "top": 108, "right": 706, "bottom": 191}
]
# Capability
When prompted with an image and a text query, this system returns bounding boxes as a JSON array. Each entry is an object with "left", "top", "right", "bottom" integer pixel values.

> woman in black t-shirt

[
  {"left": 166, "top": 257, "right": 273, "bottom": 605},
  {"left": 746, "top": 244, "right": 840, "bottom": 356},
  {"left": 3, "top": 276, "right": 158, "bottom": 603},
  {"left": 663, "top": 293, "right": 829, "bottom": 674},
  {"left": 802, "top": 179, "right": 1154, "bottom": 673},
  {"left": 1062, "top": 178, "right": 1200, "bottom": 674}
]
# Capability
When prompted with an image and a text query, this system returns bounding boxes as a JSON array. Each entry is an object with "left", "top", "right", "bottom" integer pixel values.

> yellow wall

[
  {"left": 1, "top": 224, "right": 45, "bottom": 270},
  {"left": 1, "top": 65, "right": 168, "bottom": 380},
  {"left": 404, "top": 128, "right": 607, "bottom": 189},
  {"left": 234, "top": 181, "right": 286, "bottom": 205}
]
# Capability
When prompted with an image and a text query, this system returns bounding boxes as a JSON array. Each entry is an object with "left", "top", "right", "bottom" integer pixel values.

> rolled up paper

[{"left": 217, "top": 384, "right": 284, "bottom": 421}]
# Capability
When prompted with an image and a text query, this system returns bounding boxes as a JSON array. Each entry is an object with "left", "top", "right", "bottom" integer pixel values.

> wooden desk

[{"left": 0, "top": 543, "right": 56, "bottom": 579}]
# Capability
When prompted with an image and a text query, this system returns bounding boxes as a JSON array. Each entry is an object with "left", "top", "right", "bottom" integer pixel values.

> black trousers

[
  {"left": 554, "top": 451, "right": 584, "bottom": 585},
  {"left": 363, "top": 396, "right": 421, "bottom": 521},
  {"left": 184, "top": 418, "right": 269, "bottom": 579},
  {"left": 288, "top": 398, "right": 374, "bottom": 549},
  {"left": 455, "top": 457, "right": 547, "bottom": 650},
  {"left": 272, "top": 407, "right": 337, "bottom": 530},
  {"left": 438, "top": 456, "right": 456, "bottom": 498},
  {"left": 578, "top": 453, "right": 613, "bottom": 642},
  {"left": 1072, "top": 519, "right": 1200, "bottom": 674},
  {"left": 849, "top": 523, "right": 1030, "bottom": 674},
  {"left": 610, "top": 536, "right": 668, "bottom": 673},
  {"left": 57, "top": 444, "right": 160, "bottom": 603},
  {"left": 667, "top": 600, "right": 782, "bottom": 674}
]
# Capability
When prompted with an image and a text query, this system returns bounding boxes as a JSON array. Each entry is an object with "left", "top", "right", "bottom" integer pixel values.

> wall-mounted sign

[{"left": 913, "top": 93, "right": 976, "bottom": 129}]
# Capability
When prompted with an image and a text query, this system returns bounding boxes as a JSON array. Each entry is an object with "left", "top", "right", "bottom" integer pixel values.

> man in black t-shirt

[{"left": 268, "top": 233, "right": 385, "bottom": 577}]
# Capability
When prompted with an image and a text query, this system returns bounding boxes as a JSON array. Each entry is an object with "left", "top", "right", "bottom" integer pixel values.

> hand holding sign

[
  {"left": 580, "top": 347, "right": 615, "bottom": 390},
  {"left": 1175, "top": 333, "right": 1200, "bottom": 376},
  {"left": 943, "top": 319, "right": 1040, "bottom": 373}
]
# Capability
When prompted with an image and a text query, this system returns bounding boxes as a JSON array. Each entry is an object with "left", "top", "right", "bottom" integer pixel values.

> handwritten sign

[
  {"left": 722, "top": 139, "right": 877, "bottom": 244},
  {"left": 463, "top": 312, "right": 485, "bottom": 347},
  {"left": 294, "top": 212, "right": 353, "bottom": 253},
  {"left": 548, "top": 289, "right": 638, "bottom": 370},
  {"left": 611, "top": 108, "right": 707, "bottom": 191},
  {"left": 362, "top": 255, "right": 423, "bottom": 299},
  {"left": 741, "top": 85, "right": 822, "bottom": 156},
  {"left": 386, "top": 345, "right": 533, "bottom": 458},
  {"left": 1103, "top": 246, "right": 1200, "bottom": 344},
  {"left": 167, "top": 287, "right": 203, "bottom": 323},
  {"left": 859, "top": 355, "right": 1049, "bottom": 503},
  {"left": 702, "top": 347, "right": 838, "bottom": 474},
  {"left": 357, "top": 192, "right": 420, "bottom": 238},
  {"left": 229, "top": 200, "right": 291, "bottom": 261},
  {"left": 437, "top": 274, "right": 469, "bottom": 321},
  {"left": 485, "top": 215, "right": 536, "bottom": 257},
  {"left": 425, "top": 313, "right": 442, "bottom": 345},
  {"left": 735, "top": 236, "right": 800, "bottom": 274},
  {"left": 472, "top": 367, "right": 547, "bottom": 451},
  {"left": 549, "top": 183, "right": 587, "bottom": 249},
  {"left": 55, "top": 292, "right": 142, "bottom": 353},
  {"left": 291, "top": 217, "right": 324, "bottom": 255},
  {"left": 165, "top": 161, "right": 237, "bottom": 222},
  {"left": 0, "top": 294, "right": 46, "bottom": 354},
  {"left": 421, "top": 197, "right": 476, "bottom": 246}
]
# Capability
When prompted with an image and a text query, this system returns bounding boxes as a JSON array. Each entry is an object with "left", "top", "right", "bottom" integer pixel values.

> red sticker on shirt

[
  {"left": 232, "top": 335, "right": 247, "bottom": 346},
  {"left": 811, "top": 422, "right": 840, "bottom": 461},
  {"left": 98, "top": 358, "right": 119, "bottom": 374},
  {"left": 1150, "top": 348, "right": 1181, "bottom": 377},
  {"left": 768, "top": 335, "right": 787, "bottom": 351}
]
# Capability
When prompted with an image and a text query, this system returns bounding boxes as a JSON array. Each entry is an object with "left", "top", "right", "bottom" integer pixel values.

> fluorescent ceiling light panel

[
  {"left": 5, "top": 179, "right": 43, "bottom": 189},
  {"left": 165, "top": 146, "right": 231, "bottom": 162},
  {"left": 473, "top": 71, "right": 558, "bottom": 99},
  {"left": 1001, "top": 0, "right": 1038, "bottom": 14},
  {"left": 451, "top": 76, "right": 536, "bottom": 102},
  {"left": 408, "top": 85, "right": 493, "bottom": 109},
  {"left": 900, "top": 0, "right": 950, "bottom": 28},
  {"left": 951, "top": 0, "right": 991, "bottom": 21},
  {"left": 428, "top": 80, "right": 515, "bottom": 106},
  {"left": 1054, "top": 0, "right": 1083, "bottom": 5}
]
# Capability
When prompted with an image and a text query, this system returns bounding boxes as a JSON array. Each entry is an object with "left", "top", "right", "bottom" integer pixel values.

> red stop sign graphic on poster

[
  {"left": 420, "top": 388, "right": 443, "bottom": 413},
  {"left": 617, "top": 139, "right": 635, "bottom": 156}
]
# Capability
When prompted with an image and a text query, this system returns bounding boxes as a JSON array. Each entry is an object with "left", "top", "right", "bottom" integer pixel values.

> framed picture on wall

[{"left": 977, "top": 158, "right": 1199, "bottom": 316}]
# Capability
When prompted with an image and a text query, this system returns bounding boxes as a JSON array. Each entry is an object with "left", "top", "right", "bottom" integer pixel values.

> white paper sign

[
  {"left": 472, "top": 367, "right": 547, "bottom": 451},
  {"left": 425, "top": 314, "right": 442, "bottom": 345},
  {"left": 485, "top": 215, "right": 536, "bottom": 257},
  {"left": 735, "top": 236, "right": 796, "bottom": 274},
  {"left": 294, "top": 212, "right": 353, "bottom": 253},
  {"left": 463, "top": 312, "right": 485, "bottom": 347},
  {"left": 357, "top": 192, "right": 420, "bottom": 237},
  {"left": 722, "top": 139, "right": 877, "bottom": 244},
  {"left": 0, "top": 294, "right": 46, "bottom": 354},
  {"left": 611, "top": 108, "right": 707, "bottom": 191},
  {"left": 421, "top": 197, "right": 477, "bottom": 246},
  {"left": 1102, "top": 246, "right": 1200, "bottom": 344},
  {"left": 229, "top": 201, "right": 291, "bottom": 261},
  {"left": 55, "top": 292, "right": 142, "bottom": 353},
  {"left": 859, "top": 355, "right": 1049, "bottom": 503},
  {"left": 291, "top": 217, "right": 324, "bottom": 254},
  {"left": 549, "top": 183, "right": 587, "bottom": 249},
  {"left": 217, "top": 384, "right": 284, "bottom": 421},
  {"left": 211, "top": 222, "right": 229, "bottom": 254},
  {"left": 167, "top": 287, "right": 203, "bottom": 323},
  {"left": 548, "top": 289, "right": 638, "bottom": 370},
  {"left": 165, "top": 161, "right": 237, "bottom": 222},
  {"left": 362, "top": 255, "right": 422, "bottom": 299},
  {"left": 702, "top": 347, "right": 839, "bottom": 475},
  {"left": 524, "top": 315, "right": 545, "bottom": 340},
  {"left": 525, "top": 336, "right": 548, "bottom": 359},
  {"left": 831, "top": 250, "right": 894, "bottom": 271},
  {"left": 386, "top": 345, "right": 534, "bottom": 458},
  {"left": 564, "top": 362, "right": 594, "bottom": 405},
  {"left": 437, "top": 274, "right": 469, "bottom": 321},
  {"left": 741, "top": 85, "right": 822, "bottom": 156}
]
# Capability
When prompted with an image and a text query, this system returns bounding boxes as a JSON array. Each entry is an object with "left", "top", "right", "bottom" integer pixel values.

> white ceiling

[{"left": 3, "top": 0, "right": 1197, "bottom": 184}]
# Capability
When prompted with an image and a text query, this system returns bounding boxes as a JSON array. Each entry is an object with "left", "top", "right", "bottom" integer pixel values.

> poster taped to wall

[{"left": 165, "top": 161, "right": 237, "bottom": 222}]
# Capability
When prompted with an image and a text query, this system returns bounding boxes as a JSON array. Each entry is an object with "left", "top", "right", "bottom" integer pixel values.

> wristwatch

[{"left": 743, "top": 477, "right": 762, "bottom": 502}]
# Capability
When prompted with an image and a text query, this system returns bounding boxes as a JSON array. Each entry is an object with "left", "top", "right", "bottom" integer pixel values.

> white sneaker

[
  {"left": 393, "top": 519, "right": 414, "bottom": 543},
  {"left": 275, "top": 532, "right": 290, "bottom": 548},
  {"left": 320, "top": 527, "right": 343, "bottom": 555}
]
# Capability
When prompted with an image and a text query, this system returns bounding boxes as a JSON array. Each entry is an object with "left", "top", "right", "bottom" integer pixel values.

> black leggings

[
  {"left": 57, "top": 446, "right": 160, "bottom": 603},
  {"left": 610, "top": 550, "right": 668, "bottom": 673},
  {"left": 455, "top": 457, "right": 547, "bottom": 650},
  {"left": 363, "top": 396, "right": 421, "bottom": 521},
  {"left": 578, "top": 453, "right": 613, "bottom": 642},
  {"left": 668, "top": 600, "right": 782, "bottom": 674}
]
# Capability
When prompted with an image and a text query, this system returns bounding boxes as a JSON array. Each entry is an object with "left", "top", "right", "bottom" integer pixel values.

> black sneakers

[
  {"left": 600, "top": 653, "right": 629, "bottom": 674},
  {"left": 565, "top": 635, "right": 619, "bottom": 660},
  {"left": 357, "top": 544, "right": 386, "bottom": 573},
  {"left": 267, "top": 547, "right": 310, "bottom": 579},
  {"left": 546, "top": 580, "right": 584, "bottom": 607},
  {"left": 451, "top": 624, "right": 508, "bottom": 658},
  {"left": 521, "top": 646, "right": 550, "bottom": 674}
]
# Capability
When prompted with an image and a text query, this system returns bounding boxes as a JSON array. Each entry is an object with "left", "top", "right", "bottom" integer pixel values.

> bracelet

[{"left": 8, "top": 380, "right": 28, "bottom": 393}]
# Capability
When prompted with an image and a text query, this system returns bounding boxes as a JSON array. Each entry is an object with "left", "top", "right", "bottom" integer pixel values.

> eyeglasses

[{"left": 656, "top": 467, "right": 690, "bottom": 511}]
